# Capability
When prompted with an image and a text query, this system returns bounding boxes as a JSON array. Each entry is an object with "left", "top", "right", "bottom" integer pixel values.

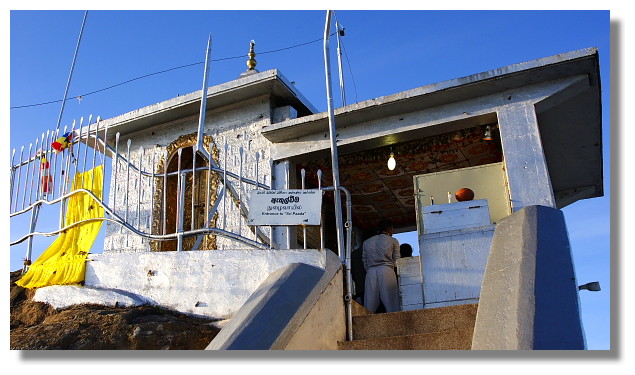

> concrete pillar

[
  {"left": 498, "top": 102, "right": 555, "bottom": 212},
  {"left": 472, "top": 205, "right": 585, "bottom": 350},
  {"left": 271, "top": 160, "right": 297, "bottom": 249}
]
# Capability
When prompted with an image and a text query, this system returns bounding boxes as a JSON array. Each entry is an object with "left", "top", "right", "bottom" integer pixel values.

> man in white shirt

[{"left": 362, "top": 219, "right": 401, "bottom": 313}]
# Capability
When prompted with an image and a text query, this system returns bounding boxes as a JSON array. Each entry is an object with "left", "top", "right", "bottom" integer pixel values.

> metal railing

[
  {"left": 10, "top": 114, "right": 355, "bottom": 340},
  {"left": 10, "top": 117, "right": 271, "bottom": 251},
  {"left": 10, "top": 118, "right": 352, "bottom": 254}
]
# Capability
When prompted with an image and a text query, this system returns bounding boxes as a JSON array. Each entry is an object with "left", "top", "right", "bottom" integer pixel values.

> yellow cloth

[{"left": 16, "top": 166, "right": 104, "bottom": 289}]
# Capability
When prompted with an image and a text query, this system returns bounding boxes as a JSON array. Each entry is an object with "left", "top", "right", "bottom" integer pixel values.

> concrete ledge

[
  {"left": 84, "top": 249, "right": 333, "bottom": 319},
  {"left": 471, "top": 205, "right": 585, "bottom": 350},
  {"left": 207, "top": 250, "right": 344, "bottom": 350},
  {"left": 33, "top": 285, "right": 146, "bottom": 309}
]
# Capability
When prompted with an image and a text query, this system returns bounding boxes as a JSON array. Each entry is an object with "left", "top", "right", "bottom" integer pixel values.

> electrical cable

[
  {"left": 11, "top": 33, "right": 335, "bottom": 110},
  {"left": 338, "top": 35, "right": 359, "bottom": 104},
  {"left": 332, "top": 11, "right": 359, "bottom": 104}
]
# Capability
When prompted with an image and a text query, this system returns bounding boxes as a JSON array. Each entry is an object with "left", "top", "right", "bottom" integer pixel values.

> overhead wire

[
  {"left": 11, "top": 34, "right": 335, "bottom": 110},
  {"left": 332, "top": 11, "right": 359, "bottom": 104},
  {"left": 337, "top": 32, "right": 359, "bottom": 105}
]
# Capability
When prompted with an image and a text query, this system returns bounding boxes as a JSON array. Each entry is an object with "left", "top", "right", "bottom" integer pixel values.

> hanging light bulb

[
  {"left": 483, "top": 125, "right": 493, "bottom": 141},
  {"left": 387, "top": 151, "right": 396, "bottom": 170}
]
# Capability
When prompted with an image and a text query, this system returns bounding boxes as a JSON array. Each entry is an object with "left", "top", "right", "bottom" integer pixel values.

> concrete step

[
  {"left": 337, "top": 327, "right": 473, "bottom": 350},
  {"left": 349, "top": 300, "right": 372, "bottom": 317},
  {"left": 351, "top": 303, "right": 478, "bottom": 341}
]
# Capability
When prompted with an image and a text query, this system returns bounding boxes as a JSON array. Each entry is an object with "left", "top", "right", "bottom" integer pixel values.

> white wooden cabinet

[
  {"left": 397, "top": 256, "right": 423, "bottom": 311},
  {"left": 419, "top": 225, "right": 495, "bottom": 308}
]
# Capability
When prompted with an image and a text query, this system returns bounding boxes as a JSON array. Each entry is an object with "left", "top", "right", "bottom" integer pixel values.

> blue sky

[{"left": 5, "top": 7, "right": 618, "bottom": 359}]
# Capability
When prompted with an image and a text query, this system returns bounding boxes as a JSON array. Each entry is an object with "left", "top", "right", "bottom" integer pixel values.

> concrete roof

[
  {"left": 262, "top": 48, "right": 601, "bottom": 143},
  {"left": 262, "top": 48, "right": 604, "bottom": 207},
  {"left": 95, "top": 48, "right": 603, "bottom": 209},
  {"left": 99, "top": 69, "right": 318, "bottom": 138}
]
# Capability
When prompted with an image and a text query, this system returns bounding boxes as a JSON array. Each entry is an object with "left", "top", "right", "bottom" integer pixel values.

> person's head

[
  {"left": 378, "top": 219, "right": 394, "bottom": 236},
  {"left": 400, "top": 243, "right": 413, "bottom": 258}
]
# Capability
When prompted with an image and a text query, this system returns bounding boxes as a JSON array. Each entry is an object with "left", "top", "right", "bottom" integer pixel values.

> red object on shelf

[{"left": 455, "top": 187, "right": 475, "bottom": 202}]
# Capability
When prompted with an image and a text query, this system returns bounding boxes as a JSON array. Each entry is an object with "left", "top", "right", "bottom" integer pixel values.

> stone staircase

[{"left": 337, "top": 302, "right": 478, "bottom": 350}]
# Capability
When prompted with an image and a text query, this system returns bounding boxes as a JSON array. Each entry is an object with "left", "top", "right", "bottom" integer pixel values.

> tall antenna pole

[
  {"left": 323, "top": 10, "right": 345, "bottom": 260},
  {"left": 335, "top": 21, "right": 346, "bottom": 107},
  {"left": 196, "top": 34, "right": 213, "bottom": 160},
  {"left": 55, "top": 10, "right": 88, "bottom": 132}
]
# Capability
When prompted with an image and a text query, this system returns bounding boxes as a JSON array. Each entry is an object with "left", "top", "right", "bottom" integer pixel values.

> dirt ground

[{"left": 9, "top": 270, "right": 220, "bottom": 350}]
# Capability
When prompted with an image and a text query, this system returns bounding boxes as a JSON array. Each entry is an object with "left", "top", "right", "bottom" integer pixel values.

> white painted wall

[
  {"left": 83, "top": 249, "right": 333, "bottom": 319},
  {"left": 104, "top": 95, "right": 287, "bottom": 253}
]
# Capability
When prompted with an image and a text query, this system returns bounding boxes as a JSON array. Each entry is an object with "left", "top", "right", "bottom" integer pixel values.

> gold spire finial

[{"left": 247, "top": 40, "right": 257, "bottom": 70}]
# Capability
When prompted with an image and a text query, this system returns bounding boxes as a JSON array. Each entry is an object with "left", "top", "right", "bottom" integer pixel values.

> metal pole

[
  {"left": 269, "top": 158, "right": 274, "bottom": 249},
  {"left": 55, "top": 10, "right": 88, "bottom": 132},
  {"left": 325, "top": 10, "right": 354, "bottom": 343},
  {"left": 223, "top": 140, "right": 228, "bottom": 230},
  {"left": 335, "top": 21, "right": 346, "bottom": 107},
  {"left": 162, "top": 149, "right": 168, "bottom": 236},
  {"left": 112, "top": 132, "right": 120, "bottom": 217},
  {"left": 150, "top": 147, "right": 156, "bottom": 232},
  {"left": 205, "top": 144, "right": 212, "bottom": 229},
  {"left": 24, "top": 204, "right": 40, "bottom": 273},
  {"left": 341, "top": 186, "right": 354, "bottom": 342},
  {"left": 25, "top": 133, "right": 45, "bottom": 272},
  {"left": 77, "top": 117, "right": 86, "bottom": 186},
  {"left": 45, "top": 130, "right": 55, "bottom": 198},
  {"left": 317, "top": 169, "right": 324, "bottom": 250},
  {"left": 102, "top": 121, "right": 109, "bottom": 168},
  {"left": 28, "top": 138, "right": 39, "bottom": 206},
  {"left": 124, "top": 139, "right": 132, "bottom": 238},
  {"left": 23, "top": 143, "right": 33, "bottom": 209},
  {"left": 39, "top": 131, "right": 50, "bottom": 198},
  {"left": 195, "top": 34, "right": 212, "bottom": 160},
  {"left": 137, "top": 147, "right": 144, "bottom": 230},
  {"left": 10, "top": 149, "right": 16, "bottom": 207},
  {"left": 178, "top": 173, "right": 185, "bottom": 252},
  {"left": 323, "top": 10, "right": 346, "bottom": 259},
  {"left": 35, "top": 133, "right": 45, "bottom": 198},
  {"left": 91, "top": 117, "right": 100, "bottom": 187},
  {"left": 238, "top": 146, "right": 244, "bottom": 237},
  {"left": 301, "top": 168, "right": 307, "bottom": 249},
  {"left": 82, "top": 116, "right": 93, "bottom": 176},
  {"left": 100, "top": 121, "right": 108, "bottom": 217},
  {"left": 13, "top": 146, "right": 24, "bottom": 212},
  {"left": 254, "top": 151, "right": 260, "bottom": 242},
  {"left": 49, "top": 129, "right": 60, "bottom": 201},
  {"left": 59, "top": 121, "right": 75, "bottom": 228},
  {"left": 191, "top": 148, "right": 197, "bottom": 231},
  {"left": 176, "top": 148, "right": 184, "bottom": 251},
  {"left": 54, "top": 126, "right": 68, "bottom": 200},
  {"left": 61, "top": 120, "right": 76, "bottom": 198}
]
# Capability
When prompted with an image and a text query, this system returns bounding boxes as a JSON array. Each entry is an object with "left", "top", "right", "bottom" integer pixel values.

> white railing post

[
  {"left": 137, "top": 146, "right": 144, "bottom": 231},
  {"left": 176, "top": 148, "right": 184, "bottom": 251},
  {"left": 124, "top": 138, "right": 132, "bottom": 223},
  {"left": 301, "top": 168, "right": 307, "bottom": 249}
]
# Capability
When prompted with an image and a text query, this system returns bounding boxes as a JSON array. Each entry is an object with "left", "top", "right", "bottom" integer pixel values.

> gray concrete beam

[
  {"left": 207, "top": 249, "right": 345, "bottom": 350},
  {"left": 206, "top": 263, "right": 325, "bottom": 350},
  {"left": 262, "top": 48, "right": 599, "bottom": 144},
  {"left": 498, "top": 102, "right": 556, "bottom": 211},
  {"left": 472, "top": 205, "right": 585, "bottom": 350},
  {"left": 268, "top": 77, "right": 587, "bottom": 163}
]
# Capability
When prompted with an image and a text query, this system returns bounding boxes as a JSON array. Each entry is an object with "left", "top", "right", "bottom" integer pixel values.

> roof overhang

[
  {"left": 262, "top": 48, "right": 603, "bottom": 208},
  {"left": 99, "top": 69, "right": 317, "bottom": 139}
]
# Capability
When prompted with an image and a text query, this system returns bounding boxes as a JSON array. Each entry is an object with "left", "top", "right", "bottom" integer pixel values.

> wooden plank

[
  {"left": 420, "top": 226, "right": 494, "bottom": 306},
  {"left": 423, "top": 200, "right": 490, "bottom": 233}
]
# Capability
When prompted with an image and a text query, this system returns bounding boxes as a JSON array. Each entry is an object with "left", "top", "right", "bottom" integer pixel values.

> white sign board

[{"left": 247, "top": 189, "right": 322, "bottom": 226}]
